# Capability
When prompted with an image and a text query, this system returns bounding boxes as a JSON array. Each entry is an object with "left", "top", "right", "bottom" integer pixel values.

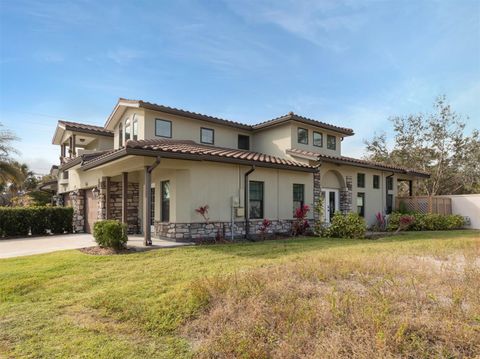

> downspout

[
  {"left": 244, "top": 166, "right": 256, "bottom": 240},
  {"left": 144, "top": 156, "right": 161, "bottom": 246}
]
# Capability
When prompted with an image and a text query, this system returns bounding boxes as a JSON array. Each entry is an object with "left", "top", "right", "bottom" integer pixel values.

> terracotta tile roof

[
  {"left": 126, "top": 139, "right": 315, "bottom": 170},
  {"left": 286, "top": 148, "right": 429, "bottom": 177},
  {"left": 80, "top": 139, "right": 317, "bottom": 172},
  {"left": 115, "top": 98, "right": 352, "bottom": 135},
  {"left": 59, "top": 120, "right": 114, "bottom": 136},
  {"left": 253, "top": 112, "right": 354, "bottom": 136},
  {"left": 118, "top": 98, "right": 252, "bottom": 130},
  {"left": 59, "top": 150, "right": 114, "bottom": 170}
]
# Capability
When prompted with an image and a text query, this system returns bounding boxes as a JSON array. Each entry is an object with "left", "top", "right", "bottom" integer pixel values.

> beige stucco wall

[
  {"left": 252, "top": 123, "right": 292, "bottom": 158},
  {"left": 289, "top": 122, "right": 342, "bottom": 156},
  {"left": 142, "top": 109, "right": 251, "bottom": 149},
  {"left": 113, "top": 108, "right": 145, "bottom": 150},
  {"left": 60, "top": 155, "right": 314, "bottom": 230},
  {"left": 320, "top": 162, "right": 403, "bottom": 226}
]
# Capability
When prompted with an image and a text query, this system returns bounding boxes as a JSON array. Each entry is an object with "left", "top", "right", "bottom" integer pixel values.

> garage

[{"left": 84, "top": 189, "right": 98, "bottom": 234}]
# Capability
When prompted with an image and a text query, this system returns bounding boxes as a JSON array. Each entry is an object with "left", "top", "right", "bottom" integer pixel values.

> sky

[{"left": 0, "top": 0, "right": 479, "bottom": 174}]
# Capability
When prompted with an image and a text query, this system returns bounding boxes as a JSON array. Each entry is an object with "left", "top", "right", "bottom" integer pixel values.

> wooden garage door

[{"left": 85, "top": 190, "right": 98, "bottom": 234}]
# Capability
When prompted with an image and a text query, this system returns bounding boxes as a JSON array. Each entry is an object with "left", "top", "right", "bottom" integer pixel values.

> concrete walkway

[{"left": 0, "top": 234, "right": 192, "bottom": 259}]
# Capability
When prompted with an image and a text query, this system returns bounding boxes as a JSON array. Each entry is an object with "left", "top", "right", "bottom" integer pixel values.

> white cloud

[{"left": 224, "top": 0, "right": 368, "bottom": 51}]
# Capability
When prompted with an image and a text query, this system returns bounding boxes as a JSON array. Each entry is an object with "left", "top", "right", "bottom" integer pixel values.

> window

[
  {"left": 386, "top": 194, "right": 393, "bottom": 214},
  {"left": 387, "top": 177, "right": 394, "bottom": 191},
  {"left": 132, "top": 115, "right": 138, "bottom": 141},
  {"left": 373, "top": 175, "right": 380, "bottom": 189},
  {"left": 357, "top": 173, "right": 365, "bottom": 188},
  {"left": 313, "top": 131, "right": 323, "bottom": 147},
  {"left": 161, "top": 180, "right": 170, "bottom": 222},
  {"left": 118, "top": 122, "right": 123, "bottom": 147},
  {"left": 238, "top": 134, "right": 250, "bottom": 150},
  {"left": 124, "top": 118, "right": 131, "bottom": 141},
  {"left": 293, "top": 184, "right": 304, "bottom": 212},
  {"left": 297, "top": 128, "right": 308, "bottom": 144},
  {"left": 327, "top": 135, "right": 336, "bottom": 150},
  {"left": 357, "top": 192, "right": 365, "bottom": 217},
  {"left": 155, "top": 119, "right": 172, "bottom": 138},
  {"left": 249, "top": 181, "right": 264, "bottom": 219},
  {"left": 200, "top": 127, "right": 214, "bottom": 144}
]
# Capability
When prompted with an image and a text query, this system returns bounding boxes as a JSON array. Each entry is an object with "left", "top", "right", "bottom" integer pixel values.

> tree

[
  {"left": 364, "top": 96, "right": 480, "bottom": 196},
  {"left": 0, "top": 123, "right": 22, "bottom": 185}
]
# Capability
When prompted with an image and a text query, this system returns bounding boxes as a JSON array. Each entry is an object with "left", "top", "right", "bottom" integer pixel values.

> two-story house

[{"left": 51, "top": 98, "right": 428, "bottom": 243}]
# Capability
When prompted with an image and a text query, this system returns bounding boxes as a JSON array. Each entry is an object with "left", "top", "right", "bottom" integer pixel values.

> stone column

[
  {"left": 313, "top": 170, "right": 321, "bottom": 221},
  {"left": 70, "top": 189, "right": 85, "bottom": 233},
  {"left": 340, "top": 175, "right": 353, "bottom": 213}
]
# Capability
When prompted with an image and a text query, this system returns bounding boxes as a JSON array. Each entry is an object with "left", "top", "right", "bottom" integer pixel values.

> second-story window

[
  {"left": 200, "top": 127, "right": 214, "bottom": 144},
  {"left": 132, "top": 115, "right": 138, "bottom": 141},
  {"left": 313, "top": 131, "right": 323, "bottom": 147},
  {"left": 327, "top": 135, "right": 336, "bottom": 150},
  {"left": 238, "top": 134, "right": 250, "bottom": 150},
  {"left": 125, "top": 118, "right": 131, "bottom": 141},
  {"left": 357, "top": 173, "right": 365, "bottom": 188},
  {"left": 155, "top": 119, "right": 172, "bottom": 138},
  {"left": 373, "top": 175, "right": 380, "bottom": 189},
  {"left": 298, "top": 128, "right": 308, "bottom": 144},
  {"left": 118, "top": 122, "right": 123, "bottom": 147}
]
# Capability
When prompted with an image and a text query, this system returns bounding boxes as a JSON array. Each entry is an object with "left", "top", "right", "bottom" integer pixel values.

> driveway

[{"left": 0, "top": 234, "right": 192, "bottom": 259}]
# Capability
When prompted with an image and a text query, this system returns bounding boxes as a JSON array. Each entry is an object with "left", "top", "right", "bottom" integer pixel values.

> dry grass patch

[{"left": 184, "top": 252, "right": 480, "bottom": 358}]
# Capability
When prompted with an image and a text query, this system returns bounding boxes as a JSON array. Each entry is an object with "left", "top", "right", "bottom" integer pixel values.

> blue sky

[{"left": 1, "top": 0, "right": 479, "bottom": 174}]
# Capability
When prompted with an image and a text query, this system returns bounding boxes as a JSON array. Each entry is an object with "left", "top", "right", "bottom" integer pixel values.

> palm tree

[{"left": 0, "top": 123, "right": 22, "bottom": 187}]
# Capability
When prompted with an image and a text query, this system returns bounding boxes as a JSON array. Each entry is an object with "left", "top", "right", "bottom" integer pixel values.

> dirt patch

[{"left": 78, "top": 246, "right": 137, "bottom": 255}]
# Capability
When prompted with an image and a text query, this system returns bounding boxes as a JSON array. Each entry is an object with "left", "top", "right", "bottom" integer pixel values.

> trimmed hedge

[
  {"left": 387, "top": 212, "right": 465, "bottom": 232},
  {"left": 93, "top": 220, "right": 128, "bottom": 249},
  {"left": 0, "top": 207, "right": 73, "bottom": 237}
]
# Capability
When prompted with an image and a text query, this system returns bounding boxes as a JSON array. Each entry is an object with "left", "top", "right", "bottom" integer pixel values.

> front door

[{"left": 322, "top": 188, "right": 339, "bottom": 223}]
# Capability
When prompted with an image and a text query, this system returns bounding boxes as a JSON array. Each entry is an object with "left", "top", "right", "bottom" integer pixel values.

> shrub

[
  {"left": 323, "top": 213, "right": 366, "bottom": 239},
  {"left": 387, "top": 212, "right": 465, "bottom": 232},
  {"left": 93, "top": 220, "right": 128, "bottom": 249},
  {"left": 0, "top": 206, "right": 73, "bottom": 237}
]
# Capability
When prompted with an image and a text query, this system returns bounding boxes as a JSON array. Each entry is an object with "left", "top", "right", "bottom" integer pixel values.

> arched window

[
  {"left": 118, "top": 121, "right": 123, "bottom": 147},
  {"left": 125, "top": 117, "right": 131, "bottom": 141},
  {"left": 132, "top": 114, "right": 138, "bottom": 141}
]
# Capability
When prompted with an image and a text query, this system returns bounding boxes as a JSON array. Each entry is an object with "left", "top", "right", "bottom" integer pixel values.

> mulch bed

[{"left": 78, "top": 246, "right": 138, "bottom": 255}]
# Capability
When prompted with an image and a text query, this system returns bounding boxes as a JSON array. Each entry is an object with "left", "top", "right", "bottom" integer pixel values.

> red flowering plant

[
  {"left": 373, "top": 212, "right": 386, "bottom": 232},
  {"left": 195, "top": 205, "right": 210, "bottom": 224},
  {"left": 259, "top": 218, "right": 272, "bottom": 240},
  {"left": 291, "top": 204, "right": 310, "bottom": 236},
  {"left": 396, "top": 214, "right": 415, "bottom": 233}
]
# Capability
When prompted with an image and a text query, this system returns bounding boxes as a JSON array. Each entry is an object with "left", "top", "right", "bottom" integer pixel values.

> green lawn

[{"left": 1, "top": 230, "right": 479, "bottom": 358}]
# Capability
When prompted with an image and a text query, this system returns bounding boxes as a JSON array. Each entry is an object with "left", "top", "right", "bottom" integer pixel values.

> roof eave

[
  {"left": 81, "top": 147, "right": 316, "bottom": 173},
  {"left": 104, "top": 98, "right": 140, "bottom": 130}
]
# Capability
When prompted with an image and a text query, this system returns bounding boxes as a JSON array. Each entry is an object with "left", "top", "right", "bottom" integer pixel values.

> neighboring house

[{"left": 51, "top": 98, "right": 429, "bottom": 243}]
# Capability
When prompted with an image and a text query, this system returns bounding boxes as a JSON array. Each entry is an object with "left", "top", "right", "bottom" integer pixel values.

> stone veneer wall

[
  {"left": 340, "top": 175, "right": 353, "bottom": 213},
  {"left": 154, "top": 219, "right": 315, "bottom": 241},
  {"left": 98, "top": 180, "right": 140, "bottom": 234},
  {"left": 313, "top": 171, "right": 321, "bottom": 221},
  {"left": 67, "top": 190, "right": 85, "bottom": 233}
]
